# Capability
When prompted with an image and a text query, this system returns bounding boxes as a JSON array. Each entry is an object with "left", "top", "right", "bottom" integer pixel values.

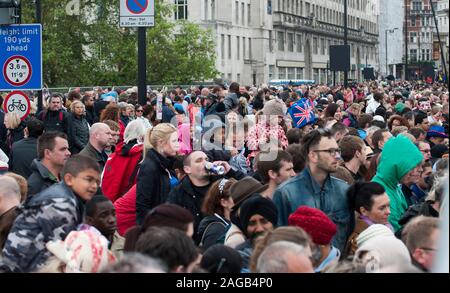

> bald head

[
  {"left": 89, "top": 123, "right": 113, "bottom": 151},
  {"left": 0, "top": 176, "right": 21, "bottom": 214}
]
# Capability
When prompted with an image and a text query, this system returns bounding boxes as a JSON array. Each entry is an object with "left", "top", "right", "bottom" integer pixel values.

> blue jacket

[{"left": 272, "top": 167, "right": 353, "bottom": 252}]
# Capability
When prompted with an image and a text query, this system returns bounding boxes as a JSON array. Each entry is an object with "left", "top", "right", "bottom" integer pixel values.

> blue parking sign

[{"left": 0, "top": 24, "right": 42, "bottom": 91}]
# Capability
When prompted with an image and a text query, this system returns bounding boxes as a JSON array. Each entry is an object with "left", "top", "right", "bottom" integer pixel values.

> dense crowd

[{"left": 0, "top": 79, "right": 448, "bottom": 273}]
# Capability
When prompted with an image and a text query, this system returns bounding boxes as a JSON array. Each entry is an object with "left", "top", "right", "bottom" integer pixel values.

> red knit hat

[{"left": 288, "top": 206, "right": 337, "bottom": 245}]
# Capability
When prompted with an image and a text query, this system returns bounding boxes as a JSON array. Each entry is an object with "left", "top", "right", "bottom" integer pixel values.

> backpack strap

[{"left": 199, "top": 221, "right": 226, "bottom": 248}]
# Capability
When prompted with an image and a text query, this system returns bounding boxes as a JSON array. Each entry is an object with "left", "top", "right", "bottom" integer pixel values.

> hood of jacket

[{"left": 373, "top": 135, "right": 423, "bottom": 189}]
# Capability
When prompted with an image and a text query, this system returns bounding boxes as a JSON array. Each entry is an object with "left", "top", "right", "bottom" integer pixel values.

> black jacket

[
  {"left": 27, "top": 159, "right": 59, "bottom": 197},
  {"left": 9, "top": 137, "right": 39, "bottom": 178},
  {"left": 136, "top": 149, "right": 177, "bottom": 225},
  {"left": 0, "top": 110, "right": 7, "bottom": 153},
  {"left": 85, "top": 106, "right": 97, "bottom": 125},
  {"left": 167, "top": 169, "right": 245, "bottom": 239},
  {"left": 197, "top": 215, "right": 230, "bottom": 250},
  {"left": 37, "top": 109, "right": 71, "bottom": 135},
  {"left": 70, "top": 113, "right": 90, "bottom": 154},
  {"left": 395, "top": 200, "right": 439, "bottom": 238},
  {"left": 5, "top": 123, "right": 25, "bottom": 155}
]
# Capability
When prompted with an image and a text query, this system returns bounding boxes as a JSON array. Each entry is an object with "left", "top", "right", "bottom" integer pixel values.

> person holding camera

[{"left": 166, "top": 151, "right": 244, "bottom": 243}]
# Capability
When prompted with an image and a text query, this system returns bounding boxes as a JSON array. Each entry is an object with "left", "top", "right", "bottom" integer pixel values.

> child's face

[{"left": 65, "top": 169, "right": 100, "bottom": 201}]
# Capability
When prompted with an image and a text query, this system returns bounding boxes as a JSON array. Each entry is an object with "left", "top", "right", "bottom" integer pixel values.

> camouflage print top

[{"left": 0, "top": 182, "right": 84, "bottom": 273}]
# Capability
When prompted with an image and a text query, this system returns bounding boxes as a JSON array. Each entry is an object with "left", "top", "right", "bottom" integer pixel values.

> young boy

[{"left": 0, "top": 155, "right": 101, "bottom": 273}]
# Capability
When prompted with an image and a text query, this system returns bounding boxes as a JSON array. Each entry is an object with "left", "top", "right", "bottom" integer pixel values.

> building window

[
  {"left": 313, "top": 68, "right": 319, "bottom": 82},
  {"left": 412, "top": 1, "right": 422, "bottom": 11},
  {"left": 410, "top": 32, "right": 417, "bottom": 43},
  {"left": 269, "top": 31, "right": 273, "bottom": 52},
  {"left": 228, "top": 73, "right": 232, "bottom": 81},
  {"left": 426, "top": 49, "right": 430, "bottom": 61},
  {"left": 421, "top": 49, "right": 426, "bottom": 61},
  {"left": 175, "top": 0, "right": 188, "bottom": 20},
  {"left": 278, "top": 31, "right": 285, "bottom": 51},
  {"left": 296, "top": 34, "right": 302, "bottom": 52},
  {"left": 249, "top": 38, "right": 252, "bottom": 59},
  {"left": 235, "top": 1, "right": 239, "bottom": 24},
  {"left": 410, "top": 49, "right": 417, "bottom": 61},
  {"left": 221, "top": 34, "right": 225, "bottom": 59},
  {"left": 241, "top": 2, "right": 245, "bottom": 25},
  {"left": 313, "top": 37, "right": 318, "bottom": 55},
  {"left": 278, "top": 67, "right": 287, "bottom": 79},
  {"left": 237, "top": 37, "right": 240, "bottom": 60},
  {"left": 237, "top": 73, "right": 241, "bottom": 83},
  {"left": 296, "top": 68, "right": 303, "bottom": 79},
  {"left": 288, "top": 67, "right": 296, "bottom": 79},
  {"left": 320, "top": 38, "right": 325, "bottom": 55},
  {"left": 410, "top": 16, "right": 416, "bottom": 27},
  {"left": 243, "top": 37, "right": 247, "bottom": 58},
  {"left": 268, "top": 0, "right": 273, "bottom": 14},
  {"left": 269, "top": 65, "right": 275, "bottom": 80},
  {"left": 211, "top": 0, "right": 215, "bottom": 19},
  {"left": 228, "top": 35, "right": 232, "bottom": 59},
  {"left": 288, "top": 33, "right": 294, "bottom": 52}
]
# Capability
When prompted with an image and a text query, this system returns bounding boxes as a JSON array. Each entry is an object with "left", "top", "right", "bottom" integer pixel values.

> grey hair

[
  {"left": 124, "top": 119, "right": 146, "bottom": 144},
  {"left": 366, "top": 126, "right": 381, "bottom": 137},
  {"left": 101, "top": 252, "right": 168, "bottom": 273},
  {"left": 0, "top": 176, "right": 21, "bottom": 201},
  {"left": 256, "top": 241, "right": 307, "bottom": 273}
]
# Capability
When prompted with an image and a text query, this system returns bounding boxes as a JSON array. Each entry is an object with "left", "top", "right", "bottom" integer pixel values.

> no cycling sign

[{"left": 0, "top": 24, "right": 42, "bottom": 91}]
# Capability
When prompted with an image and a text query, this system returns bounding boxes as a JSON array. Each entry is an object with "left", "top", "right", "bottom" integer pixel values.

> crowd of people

[{"left": 0, "top": 79, "right": 448, "bottom": 273}]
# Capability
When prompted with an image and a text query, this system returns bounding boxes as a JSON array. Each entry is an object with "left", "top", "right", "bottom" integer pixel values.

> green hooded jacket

[{"left": 372, "top": 135, "right": 423, "bottom": 232}]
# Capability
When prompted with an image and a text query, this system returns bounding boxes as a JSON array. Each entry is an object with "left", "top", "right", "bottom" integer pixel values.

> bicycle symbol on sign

[{"left": 8, "top": 99, "right": 27, "bottom": 112}]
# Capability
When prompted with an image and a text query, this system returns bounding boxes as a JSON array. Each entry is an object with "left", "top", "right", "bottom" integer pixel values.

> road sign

[
  {"left": 120, "top": 0, "right": 155, "bottom": 27},
  {"left": 0, "top": 24, "right": 42, "bottom": 91},
  {"left": 3, "top": 91, "right": 31, "bottom": 121}
]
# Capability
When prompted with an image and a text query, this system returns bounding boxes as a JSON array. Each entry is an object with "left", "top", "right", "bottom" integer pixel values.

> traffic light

[{"left": 0, "top": 0, "right": 20, "bottom": 8}]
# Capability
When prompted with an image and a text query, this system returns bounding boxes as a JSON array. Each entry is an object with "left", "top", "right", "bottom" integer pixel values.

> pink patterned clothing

[{"left": 246, "top": 120, "right": 288, "bottom": 167}]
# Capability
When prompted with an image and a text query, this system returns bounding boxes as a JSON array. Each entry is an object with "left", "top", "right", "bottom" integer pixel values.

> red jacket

[
  {"left": 102, "top": 142, "right": 143, "bottom": 202},
  {"left": 114, "top": 184, "right": 137, "bottom": 236}
]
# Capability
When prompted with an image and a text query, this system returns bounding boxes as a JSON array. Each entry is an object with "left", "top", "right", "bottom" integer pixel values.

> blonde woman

[
  {"left": 3, "top": 112, "right": 25, "bottom": 155},
  {"left": 136, "top": 123, "right": 180, "bottom": 224},
  {"left": 69, "top": 100, "right": 90, "bottom": 154}
]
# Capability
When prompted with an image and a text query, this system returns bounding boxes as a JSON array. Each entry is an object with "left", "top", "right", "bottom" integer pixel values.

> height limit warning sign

[
  {"left": 120, "top": 0, "right": 155, "bottom": 27},
  {"left": 0, "top": 24, "right": 42, "bottom": 91}
]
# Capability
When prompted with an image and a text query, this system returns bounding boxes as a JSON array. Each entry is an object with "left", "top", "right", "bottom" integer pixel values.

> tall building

[
  {"left": 404, "top": 0, "right": 437, "bottom": 80},
  {"left": 173, "top": 0, "right": 379, "bottom": 85},
  {"left": 378, "top": 0, "right": 404, "bottom": 78},
  {"left": 434, "top": 0, "right": 449, "bottom": 74}
]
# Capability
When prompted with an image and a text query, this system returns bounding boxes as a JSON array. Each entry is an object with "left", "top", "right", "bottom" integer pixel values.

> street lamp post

[{"left": 385, "top": 28, "right": 399, "bottom": 77}]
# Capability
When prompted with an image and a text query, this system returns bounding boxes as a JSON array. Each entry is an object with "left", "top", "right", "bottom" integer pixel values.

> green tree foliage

[{"left": 21, "top": 0, "right": 218, "bottom": 87}]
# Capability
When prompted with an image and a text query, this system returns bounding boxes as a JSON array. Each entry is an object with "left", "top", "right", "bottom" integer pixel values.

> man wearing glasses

[
  {"left": 273, "top": 129, "right": 352, "bottom": 252},
  {"left": 417, "top": 141, "right": 431, "bottom": 162}
]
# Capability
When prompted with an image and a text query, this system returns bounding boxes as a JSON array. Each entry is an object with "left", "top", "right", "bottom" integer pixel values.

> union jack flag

[{"left": 288, "top": 98, "right": 316, "bottom": 128}]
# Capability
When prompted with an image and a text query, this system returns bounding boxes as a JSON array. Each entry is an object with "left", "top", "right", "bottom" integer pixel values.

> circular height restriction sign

[
  {"left": 3, "top": 91, "right": 31, "bottom": 121},
  {"left": 3, "top": 55, "right": 32, "bottom": 87},
  {"left": 126, "top": 0, "right": 149, "bottom": 14}
]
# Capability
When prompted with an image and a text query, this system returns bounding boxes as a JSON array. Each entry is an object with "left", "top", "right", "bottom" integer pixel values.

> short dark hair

[
  {"left": 286, "top": 144, "right": 305, "bottom": 173},
  {"left": 346, "top": 127, "right": 360, "bottom": 137},
  {"left": 414, "top": 111, "right": 428, "bottom": 125},
  {"left": 61, "top": 154, "right": 101, "bottom": 178},
  {"left": 300, "top": 129, "right": 333, "bottom": 161},
  {"left": 256, "top": 150, "right": 293, "bottom": 184},
  {"left": 286, "top": 128, "right": 303, "bottom": 144},
  {"left": 347, "top": 181, "right": 386, "bottom": 213},
  {"left": 372, "top": 129, "right": 390, "bottom": 149},
  {"left": 85, "top": 195, "right": 111, "bottom": 218},
  {"left": 229, "top": 82, "right": 240, "bottom": 93},
  {"left": 373, "top": 92, "right": 384, "bottom": 102},
  {"left": 330, "top": 122, "right": 348, "bottom": 136},
  {"left": 339, "top": 136, "right": 365, "bottom": 162},
  {"left": 135, "top": 227, "right": 199, "bottom": 271},
  {"left": 357, "top": 114, "right": 373, "bottom": 129},
  {"left": 37, "top": 131, "right": 68, "bottom": 159},
  {"left": 26, "top": 118, "right": 44, "bottom": 138},
  {"left": 408, "top": 127, "right": 427, "bottom": 140}
]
